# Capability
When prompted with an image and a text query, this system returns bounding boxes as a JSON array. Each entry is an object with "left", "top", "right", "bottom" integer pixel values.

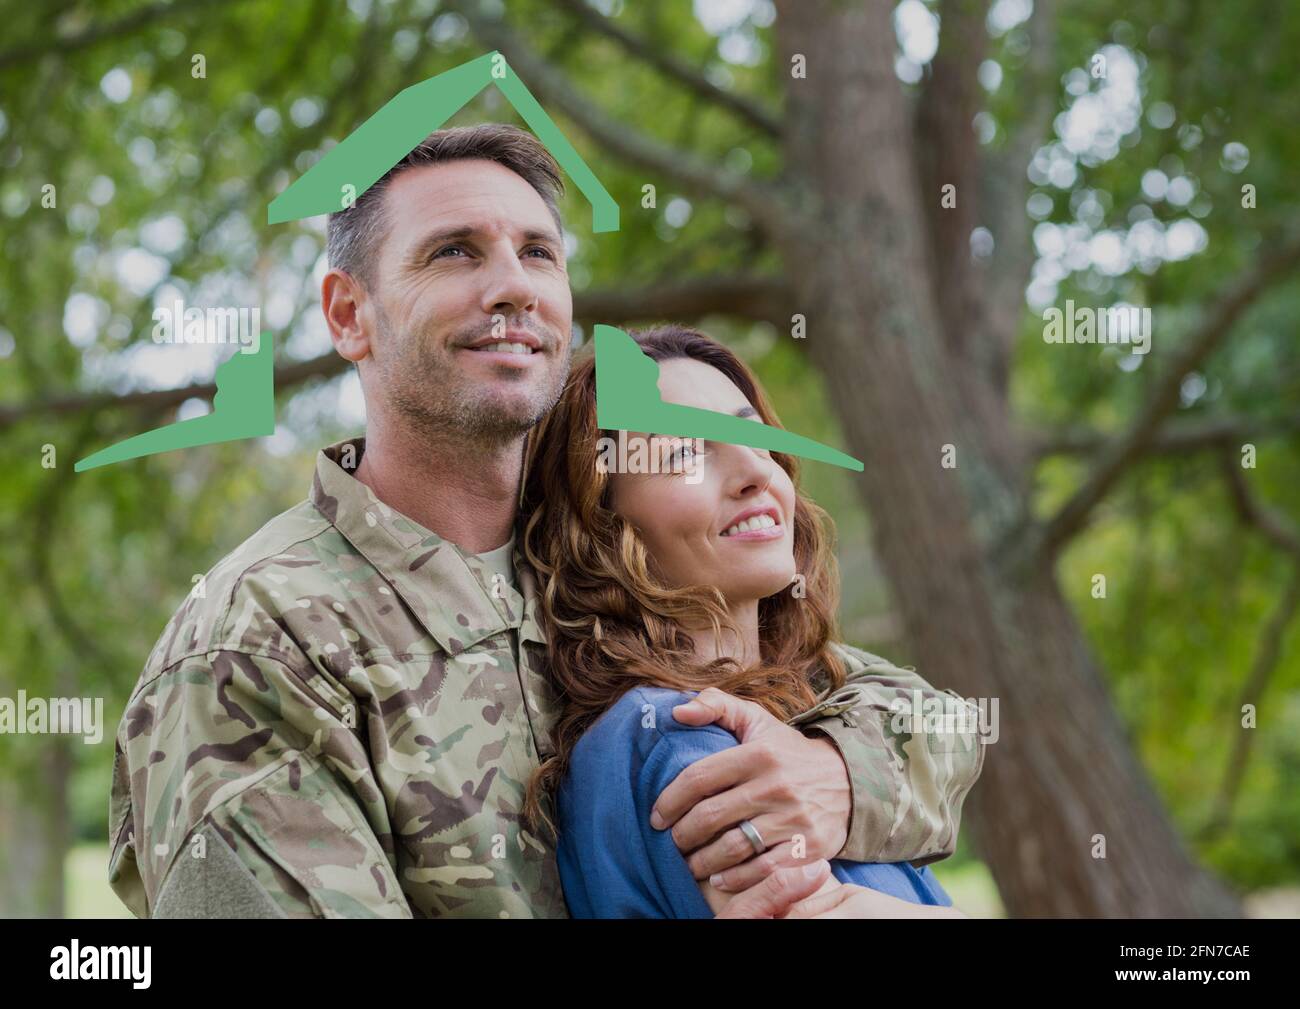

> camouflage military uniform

[{"left": 108, "top": 437, "right": 983, "bottom": 918}]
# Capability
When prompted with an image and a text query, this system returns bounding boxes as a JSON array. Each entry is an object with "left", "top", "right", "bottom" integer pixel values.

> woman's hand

[
  {"left": 780, "top": 882, "right": 969, "bottom": 919},
  {"left": 711, "top": 860, "right": 837, "bottom": 918},
  {"left": 706, "top": 861, "right": 842, "bottom": 917}
]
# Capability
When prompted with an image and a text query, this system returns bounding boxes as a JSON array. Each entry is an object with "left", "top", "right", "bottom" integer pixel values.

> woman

[{"left": 520, "top": 325, "right": 972, "bottom": 918}]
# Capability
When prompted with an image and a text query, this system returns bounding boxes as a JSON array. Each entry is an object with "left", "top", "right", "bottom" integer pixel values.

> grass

[
  {"left": 65, "top": 842, "right": 1300, "bottom": 918},
  {"left": 66, "top": 843, "right": 132, "bottom": 919},
  {"left": 930, "top": 859, "right": 1005, "bottom": 918}
]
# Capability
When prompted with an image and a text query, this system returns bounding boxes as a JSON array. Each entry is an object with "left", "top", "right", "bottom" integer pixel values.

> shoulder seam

[
  {"left": 130, "top": 647, "right": 351, "bottom": 725},
  {"left": 209, "top": 512, "right": 333, "bottom": 649},
  {"left": 132, "top": 510, "right": 336, "bottom": 704}
]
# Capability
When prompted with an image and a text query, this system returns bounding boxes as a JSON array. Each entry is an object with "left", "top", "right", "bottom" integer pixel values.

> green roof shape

[{"left": 267, "top": 51, "right": 619, "bottom": 231}]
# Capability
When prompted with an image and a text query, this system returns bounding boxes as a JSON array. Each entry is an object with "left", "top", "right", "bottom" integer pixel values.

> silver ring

[{"left": 738, "top": 819, "right": 766, "bottom": 856}]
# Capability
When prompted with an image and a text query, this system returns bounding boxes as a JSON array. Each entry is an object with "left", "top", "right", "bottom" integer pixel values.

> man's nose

[{"left": 479, "top": 246, "right": 539, "bottom": 317}]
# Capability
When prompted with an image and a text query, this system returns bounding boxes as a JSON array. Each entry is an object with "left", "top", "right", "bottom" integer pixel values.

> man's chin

[{"left": 461, "top": 398, "right": 551, "bottom": 441}]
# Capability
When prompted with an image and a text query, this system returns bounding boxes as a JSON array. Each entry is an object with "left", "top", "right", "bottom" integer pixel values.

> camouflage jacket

[{"left": 108, "top": 437, "right": 984, "bottom": 918}]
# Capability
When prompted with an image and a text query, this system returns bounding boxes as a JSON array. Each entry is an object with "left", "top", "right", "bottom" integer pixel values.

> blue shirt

[{"left": 556, "top": 686, "right": 952, "bottom": 918}]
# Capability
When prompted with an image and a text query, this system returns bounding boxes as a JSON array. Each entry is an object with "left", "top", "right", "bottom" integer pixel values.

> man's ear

[{"left": 322, "top": 268, "right": 372, "bottom": 363}]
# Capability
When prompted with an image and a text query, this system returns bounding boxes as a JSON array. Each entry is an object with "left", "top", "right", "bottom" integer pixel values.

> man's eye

[
  {"left": 524, "top": 246, "right": 555, "bottom": 260},
  {"left": 432, "top": 245, "right": 466, "bottom": 259}
]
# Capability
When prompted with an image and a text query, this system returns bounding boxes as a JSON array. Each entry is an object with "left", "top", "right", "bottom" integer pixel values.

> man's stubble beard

[{"left": 372, "top": 297, "right": 571, "bottom": 448}]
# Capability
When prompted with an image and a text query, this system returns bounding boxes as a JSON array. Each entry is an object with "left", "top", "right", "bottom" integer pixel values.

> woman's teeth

[
  {"left": 475, "top": 342, "right": 534, "bottom": 354},
  {"left": 721, "top": 514, "right": 779, "bottom": 537}
]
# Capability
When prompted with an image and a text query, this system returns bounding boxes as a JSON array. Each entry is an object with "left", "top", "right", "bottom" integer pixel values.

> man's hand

[{"left": 650, "top": 687, "right": 852, "bottom": 894}]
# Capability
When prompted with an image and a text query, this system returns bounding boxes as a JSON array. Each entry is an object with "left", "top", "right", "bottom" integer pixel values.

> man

[{"left": 108, "top": 124, "right": 983, "bottom": 918}]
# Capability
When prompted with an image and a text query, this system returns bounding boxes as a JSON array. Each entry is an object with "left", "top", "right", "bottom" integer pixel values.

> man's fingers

[
  {"left": 713, "top": 861, "right": 832, "bottom": 919},
  {"left": 684, "top": 816, "right": 782, "bottom": 879},
  {"left": 671, "top": 688, "right": 771, "bottom": 738},
  {"left": 671, "top": 781, "right": 767, "bottom": 854},
  {"left": 650, "top": 745, "right": 758, "bottom": 830},
  {"left": 706, "top": 840, "right": 796, "bottom": 892}
]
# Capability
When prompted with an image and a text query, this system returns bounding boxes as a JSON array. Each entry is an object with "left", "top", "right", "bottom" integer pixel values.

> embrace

[{"left": 108, "top": 124, "right": 984, "bottom": 919}]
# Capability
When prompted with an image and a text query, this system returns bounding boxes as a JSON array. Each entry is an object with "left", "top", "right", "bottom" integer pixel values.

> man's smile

[{"left": 458, "top": 327, "right": 546, "bottom": 364}]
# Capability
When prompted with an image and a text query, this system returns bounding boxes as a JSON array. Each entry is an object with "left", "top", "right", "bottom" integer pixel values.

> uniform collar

[{"left": 309, "top": 437, "right": 547, "bottom": 655}]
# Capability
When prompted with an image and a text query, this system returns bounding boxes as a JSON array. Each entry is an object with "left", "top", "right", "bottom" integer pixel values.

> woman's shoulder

[
  {"left": 580, "top": 684, "right": 694, "bottom": 739},
  {"left": 569, "top": 685, "right": 736, "bottom": 777},
  {"left": 555, "top": 686, "right": 726, "bottom": 920}
]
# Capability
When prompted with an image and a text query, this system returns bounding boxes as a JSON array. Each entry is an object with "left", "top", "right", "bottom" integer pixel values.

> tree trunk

[
  {"left": 0, "top": 750, "right": 68, "bottom": 917},
  {"left": 774, "top": 0, "right": 1240, "bottom": 916}
]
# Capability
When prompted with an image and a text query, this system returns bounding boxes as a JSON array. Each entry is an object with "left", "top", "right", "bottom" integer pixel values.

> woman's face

[{"left": 606, "top": 357, "right": 798, "bottom": 605}]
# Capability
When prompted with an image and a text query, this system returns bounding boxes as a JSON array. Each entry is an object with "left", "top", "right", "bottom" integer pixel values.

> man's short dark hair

[{"left": 326, "top": 123, "right": 565, "bottom": 289}]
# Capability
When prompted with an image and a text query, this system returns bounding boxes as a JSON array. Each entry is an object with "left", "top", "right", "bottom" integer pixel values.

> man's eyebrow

[
  {"left": 521, "top": 227, "right": 563, "bottom": 247},
  {"left": 407, "top": 224, "right": 562, "bottom": 264},
  {"left": 407, "top": 226, "right": 473, "bottom": 264}
]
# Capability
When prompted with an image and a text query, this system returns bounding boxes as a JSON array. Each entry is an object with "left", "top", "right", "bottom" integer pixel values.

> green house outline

[
  {"left": 78, "top": 51, "right": 860, "bottom": 472},
  {"left": 268, "top": 51, "right": 619, "bottom": 231}
]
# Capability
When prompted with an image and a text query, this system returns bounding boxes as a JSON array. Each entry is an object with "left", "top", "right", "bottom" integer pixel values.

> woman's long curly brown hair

[{"left": 520, "top": 325, "right": 847, "bottom": 837}]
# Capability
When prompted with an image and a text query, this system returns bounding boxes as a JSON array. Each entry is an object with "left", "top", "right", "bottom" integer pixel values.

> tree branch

[
  {"left": 1199, "top": 564, "right": 1300, "bottom": 840},
  {"left": 1219, "top": 451, "right": 1300, "bottom": 557},
  {"left": 573, "top": 273, "right": 791, "bottom": 327},
  {"left": 0, "top": 352, "right": 350, "bottom": 431},
  {"left": 551, "top": 0, "right": 781, "bottom": 138},
  {"left": 1031, "top": 410, "right": 1300, "bottom": 460},
  {"left": 0, "top": 276, "right": 789, "bottom": 428},
  {"left": 1030, "top": 228, "right": 1300, "bottom": 559},
  {"left": 445, "top": 0, "right": 793, "bottom": 237},
  {"left": 0, "top": 0, "right": 233, "bottom": 73},
  {"left": 1201, "top": 457, "right": 1300, "bottom": 839}
]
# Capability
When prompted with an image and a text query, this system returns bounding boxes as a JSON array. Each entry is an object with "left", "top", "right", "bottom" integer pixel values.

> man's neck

[{"left": 351, "top": 420, "right": 524, "bottom": 555}]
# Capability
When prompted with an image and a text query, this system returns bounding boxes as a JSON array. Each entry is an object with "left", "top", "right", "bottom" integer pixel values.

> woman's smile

[{"left": 719, "top": 506, "right": 784, "bottom": 541}]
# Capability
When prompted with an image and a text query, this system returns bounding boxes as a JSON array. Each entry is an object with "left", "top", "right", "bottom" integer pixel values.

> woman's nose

[{"left": 723, "top": 443, "right": 776, "bottom": 497}]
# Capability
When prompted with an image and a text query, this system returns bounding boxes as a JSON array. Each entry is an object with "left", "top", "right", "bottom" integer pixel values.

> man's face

[{"left": 364, "top": 159, "right": 573, "bottom": 443}]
